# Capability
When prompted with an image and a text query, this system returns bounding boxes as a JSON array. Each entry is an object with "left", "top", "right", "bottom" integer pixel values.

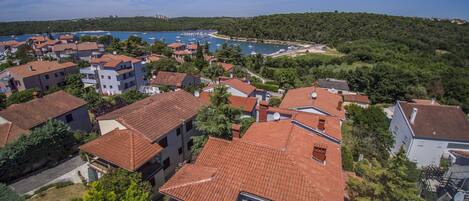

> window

[
  {"left": 44, "top": 74, "right": 49, "bottom": 79},
  {"left": 103, "top": 85, "right": 106, "bottom": 88},
  {"left": 60, "top": 72, "right": 65, "bottom": 76},
  {"left": 163, "top": 158, "right": 170, "bottom": 170},
  {"left": 187, "top": 139, "right": 194, "bottom": 151},
  {"left": 123, "top": 74, "right": 127, "bottom": 79},
  {"left": 65, "top": 114, "right": 74, "bottom": 123},
  {"left": 176, "top": 127, "right": 181, "bottom": 136},
  {"left": 54, "top": 73, "right": 58, "bottom": 78},
  {"left": 186, "top": 120, "right": 193, "bottom": 132},
  {"left": 45, "top": 85, "right": 49, "bottom": 90},
  {"left": 124, "top": 83, "right": 128, "bottom": 89},
  {"left": 178, "top": 147, "right": 183, "bottom": 155},
  {"left": 158, "top": 137, "right": 168, "bottom": 148},
  {"left": 101, "top": 75, "right": 104, "bottom": 79},
  {"left": 109, "top": 85, "right": 113, "bottom": 89},
  {"left": 149, "top": 177, "right": 156, "bottom": 186},
  {"left": 108, "top": 76, "right": 111, "bottom": 79}
]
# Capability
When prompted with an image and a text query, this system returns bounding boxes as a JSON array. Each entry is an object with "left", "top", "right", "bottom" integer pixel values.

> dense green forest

[{"left": 0, "top": 17, "right": 234, "bottom": 35}]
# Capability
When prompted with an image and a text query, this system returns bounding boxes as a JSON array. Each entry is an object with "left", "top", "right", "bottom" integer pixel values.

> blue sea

[{"left": 0, "top": 30, "right": 288, "bottom": 55}]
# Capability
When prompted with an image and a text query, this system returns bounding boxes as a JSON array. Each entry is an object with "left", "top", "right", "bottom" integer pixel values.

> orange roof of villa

[
  {"left": 186, "top": 44, "right": 198, "bottom": 50},
  {"left": 96, "top": 90, "right": 203, "bottom": 142},
  {"left": 7, "top": 61, "right": 76, "bottom": 78},
  {"left": 80, "top": 129, "right": 163, "bottom": 171},
  {"left": 199, "top": 92, "right": 257, "bottom": 113},
  {"left": 342, "top": 94, "right": 370, "bottom": 104},
  {"left": 52, "top": 43, "right": 77, "bottom": 52},
  {"left": 91, "top": 54, "right": 140, "bottom": 68},
  {"left": 77, "top": 42, "right": 99, "bottom": 51},
  {"left": 0, "top": 91, "right": 87, "bottom": 147},
  {"left": 219, "top": 62, "right": 234, "bottom": 72},
  {"left": 150, "top": 71, "right": 189, "bottom": 87},
  {"left": 168, "top": 43, "right": 184, "bottom": 49},
  {"left": 280, "top": 86, "right": 345, "bottom": 119},
  {"left": 160, "top": 119, "right": 344, "bottom": 201},
  {"left": 221, "top": 78, "right": 256, "bottom": 95},
  {"left": 59, "top": 34, "right": 74, "bottom": 40}
]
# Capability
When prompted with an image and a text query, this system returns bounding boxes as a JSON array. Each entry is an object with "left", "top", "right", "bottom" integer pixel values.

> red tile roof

[
  {"left": 199, "top": 92, "right": 257, "bottom": 113},
  {"left": 0, "top": 91, "right": 87, "bottom": 147},
  {"left": 218, "top": 62, "right": 234, "bottom": 72},
  {"left": 280, "top": 86, "right": 345, "bottom": 119},
  {"left": 146, "top": 54, "right": 162, "bottom": 62},
  {"left": 186, "top": 44, "right": 198, "bottom": 50},
  {"left": 77, "top": 42, "right": 99, "bottom": 51},
  {"left": 168, "top": 43, "right": 184, "bottom": 49},
  {"left": 342, "top": 94, "right": 370, "bottom": 104},
  {"left": 150, "top": 71, "right": 188, "bottom": 87},
  {"left": 160, "top": 120, "right": 344, "bottom": 201},
  {"left": 398, "top": 101, "right": 469, "bottom": 142},
  {"left": 411, "top": 99, "right": 440, "bottom": 105},
  {"left": 97, "top": 90, "right": 203, "bottom": 142},
  {"left": 0, "top": 122, "right": 28, "bottom": 148},
  {"left": 7, "top": 61, "right": 76, "bottom": 78},
  {"left": 59, "top": 34, "right": 74, "bottom": 40},
  {"left": 52, "top": 43, "right": 77, "bottom": 52},
  {"left": 221, "top": 78, "right": 256, "bottom": 95},
  {"left": 0, "top": 40, "right": 22, "bottom": 47},
  {"left": 91, "top": 54, "right": 140, "bottom": 68},
  {"left": 80, "top": 129, "right": 163, "bottom": 171},
  {"left": 173, "top": 50, "right": 192, "bottom": 55}
]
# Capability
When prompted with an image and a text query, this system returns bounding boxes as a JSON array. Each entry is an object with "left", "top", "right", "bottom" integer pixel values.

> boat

[
  {"left": 107, "top": 32, "right": 111, "bottom": 35},
  {"left": 248, "top": 45, "right": 253, "bottom": 49},
  {"left": 143, "top": 32, "right": 147, "bottom": 35},
  {"left": 251, "top": 51, "right": 257, "bottom": 55},
  {"left": 216, "top": 44, "right": 221, "bottom": 47},
  {"left": 149, "top": 37, "right": 156, "bottom": 40}
]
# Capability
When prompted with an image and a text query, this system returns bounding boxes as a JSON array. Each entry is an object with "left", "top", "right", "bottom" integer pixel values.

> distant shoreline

[{"left": 208, "top": 32, "right": 311, "bottom": 47}]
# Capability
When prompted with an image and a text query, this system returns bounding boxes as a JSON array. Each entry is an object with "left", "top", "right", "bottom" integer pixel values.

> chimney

[
  {"left": 193, "top": 91, "right": 200, "bottom": 97},
  {"left": 318, "top": 119, "right": 326, "bottom": 131},
  {"left": 258, "top": 101, "right": 269, "bottom": 122},
  {"left": 410, "top": 108, "right": 418, "bottom": 125},
  {"left": 231, "top": 124, "right": 241, "bottom": 139},
  {"left": 28, "top": 66, "right": 33, "bottom": 71},
  {"left": 337, "top": 101, "right": 343, "bottom": 111},
  {"left": 312, "top": 143, "right": 327, "bottom": 163},
  {"left": 431, "top": 98, "right": 436, "bottom": 105},
  {"left": 113, "top": 51, "right": 117, "bottom": 55}
]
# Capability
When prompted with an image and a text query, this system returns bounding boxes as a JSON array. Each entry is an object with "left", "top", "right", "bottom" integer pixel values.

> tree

[
  {"left": 117, "top": 90, "right": 148, "bottom": 105},
  {"left": 347, "top": 148, "right": 423, "bottom": 201},
  {"left": 345, "top": 104, "right": 394, "bottom": 163},
  {"left": 0, "top": 94, "right": 6, "bottom": 109},
  {"left": 202, "top": 63, "right": 224, "bottom": 80},
  {"left": 0, "top": 183, "right": 24, "bottom": 201},
  {"left": 6, "top": 88, "right": 36, "bottom": 106},
  {"left": 82, "top": 169, "right": 151, "bottom": 201},
  {"left": 177, "top": 62, "right": 199, "bottom": 74},
  {"left": 239, "top": 117, "right": 255, "bottom": 136},
  {"left": 341, "top": 146, "right": 354, "bottom": 171},
  {"left": 195, "top": 85, "right": 241, "bottom": 139},
  {"left": 194, "top": 42, "right": 208, "bottom": 70},
  {"left": 268, "top": 97, "right": 282, "bottom": 107},
  {"left": 145, "top": 58, "right": 178, "bottom": 77}
]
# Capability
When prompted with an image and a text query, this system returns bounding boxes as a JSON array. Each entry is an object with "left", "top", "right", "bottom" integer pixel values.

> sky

[{"left": 0, "top": 0, "right": 469, "bottom": 22}]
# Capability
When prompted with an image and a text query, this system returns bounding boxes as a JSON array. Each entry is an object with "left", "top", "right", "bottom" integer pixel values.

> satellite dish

[
  {"left": 454, "top": 192, "right": 464, "bottom": 201},
  {"left": 273, "top": 112, "right": 281, "bottom": 121},
  {"left": 311, "top": 92, "right": 318, "bottom": 98}
]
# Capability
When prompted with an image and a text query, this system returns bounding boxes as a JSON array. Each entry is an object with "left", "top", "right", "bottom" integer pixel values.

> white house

[{"left": 390, "top": 100, "right": 469, "bottom": 167}]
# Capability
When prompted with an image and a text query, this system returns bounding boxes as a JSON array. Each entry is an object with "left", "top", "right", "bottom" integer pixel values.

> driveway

[{"left": 9, "top": 155, "right": 87, "bottom": 195}]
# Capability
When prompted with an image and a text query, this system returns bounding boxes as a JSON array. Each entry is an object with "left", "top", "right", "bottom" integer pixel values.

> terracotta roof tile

[
  {"left": 0, "top": 91, "right": 87, "bottom": 147},
  {"left": 7, "top": 61, "right": 76, "bottom": 78},
  {"left": 221, "top": 79, "right": 256, "bottom": 95},
  {"left": 77, "top": 42, "right": 99, "bottom": 51},
  {"left": 150, "top": 71, "right": 188, "bottom": 87},
  {"left": 186, "top": 44, "right": 198, "bottom": 50},
  {"left": 168, "top": 43, "right": 184, "bottom": 49},
  {"left": 97, "top": 90, "right": 203, "bottom": 142},
  {"left": 218, "top": 62, "right": 234, "bottom": 72},
  {"left": 280, "top": 86, "right": 345, "bottom": 119},
  {"left": 91, "top": 54, "right": 140, "bottom": 68},
  {"left": 342, "top": 94, "right": 370, "bottom": 104},
  {"left": 0, "top": 40, "right": 22, "bottom": 47},
  {"left": 59, "top": 34, "right": 74, "bottom": 40},
  {"left": 199, "top": 92, "right": 257, "bottom": 113},
  {"left": 0, "top": 122, "right": 28, "bottom": 148},
  {"left": 398, "top": 101, "right": 469, "bottom": 142},
  {"left": 161, "top": 120, "right": 344, "bottom": 201},
  {"left": 52, "top": 43, "right": 77, "bottom": 52},
  {"left": 80, "top": 129, "right": 163, "bottom": 171}
]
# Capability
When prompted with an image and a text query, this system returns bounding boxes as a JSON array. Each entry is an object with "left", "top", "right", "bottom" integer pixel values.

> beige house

[{"left": 0, "top": 61, "right": 78, "bottom": 93}]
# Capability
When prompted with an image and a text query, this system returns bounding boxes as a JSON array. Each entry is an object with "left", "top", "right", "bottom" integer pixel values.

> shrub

[
  {"left": 0, "top": 183, "right": 24, "bottom": 201},
  {"left": 268, "top": 97, "right": 282, "bottom": 107},
  {"left": 342, "top": 146, "right": 354, "bottom": 171},
  {"left": 252, "top": 83, "right": 279, "bottom": 92},
  {"left": 33, "top": 181, "right": 74, "bottom": 195}
]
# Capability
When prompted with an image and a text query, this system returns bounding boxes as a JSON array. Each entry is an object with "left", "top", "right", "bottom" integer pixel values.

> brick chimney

[
  {"left": 312, "top": 143, "right": 327, "bottom": 163},
  {"left": 318, "top": 119, "right": 326, "bottom": 131},
  {"left": 258, "top": 101, "right": 269, "bottom": 122},
  {"left": 232, "top": 124, "right": 241, "bottom": 139},
  {"left": 337, "top": 101, "right": 343, "bottom": 111}
]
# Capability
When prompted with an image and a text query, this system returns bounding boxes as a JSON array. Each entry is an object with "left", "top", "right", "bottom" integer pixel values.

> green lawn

[{"left": 28, "top": 184, "right": 86, "bottom": 201}]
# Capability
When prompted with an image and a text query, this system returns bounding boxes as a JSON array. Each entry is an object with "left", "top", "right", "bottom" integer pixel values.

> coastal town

[{"left": 0, "top": 9, "right": 469, "bottom": 201}]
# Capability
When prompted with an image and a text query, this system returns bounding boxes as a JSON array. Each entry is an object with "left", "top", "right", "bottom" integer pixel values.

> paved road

[{"left": 9, "top": 155, "right": 85, "bottom": 195}]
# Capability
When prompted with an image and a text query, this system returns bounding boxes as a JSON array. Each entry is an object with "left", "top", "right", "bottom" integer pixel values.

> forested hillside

[{"left": 0, "top": 17, "right": 233, "bottom": 35}]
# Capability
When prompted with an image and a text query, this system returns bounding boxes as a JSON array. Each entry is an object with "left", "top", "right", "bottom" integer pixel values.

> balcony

[{"left": 82, "top": 78, "right": 97, "bottom": 84}]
